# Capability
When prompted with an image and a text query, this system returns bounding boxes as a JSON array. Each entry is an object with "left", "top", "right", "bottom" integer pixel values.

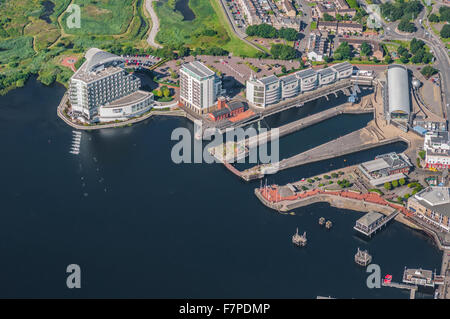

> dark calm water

[
  {"left": 39, "top": 1, "right": 55, "bottom": 24},
  {"left": 0, "top": 78, "right": 442, "bottom": 298},
  {"left": 175, "top": 0, "right": 195, "bottom": 21}
]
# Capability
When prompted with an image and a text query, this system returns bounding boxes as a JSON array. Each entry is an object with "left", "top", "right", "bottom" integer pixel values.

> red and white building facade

[{"left": 424, "top": 131, "right": 450, "bottom": 170}]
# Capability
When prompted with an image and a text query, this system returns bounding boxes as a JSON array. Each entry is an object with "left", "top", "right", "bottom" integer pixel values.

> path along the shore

[{"left": 145, "top": 0, "right": 162, "bottom": 49}]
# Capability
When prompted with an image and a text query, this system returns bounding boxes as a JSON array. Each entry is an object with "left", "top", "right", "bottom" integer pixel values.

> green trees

[
  {"left": 381, "top": 1, "right": 423, "bottom": 22},
  {"left": 334, "top": 41, "right": 353, "bottom": 60},
  {"left": 439, "top": 6, "right": 450, "bottom": 23},
  {"left": 410, "top": 38, "right": 425, "bottom": 52},
  {"left": 360, "top": 42, "right": 372, "bottom": 57},
  {"left": 429, "top": 13, "right": 440, "bottom": 23},
  {"left": 384, "top": 182, "right": 392, "bottom": 191},
  {"left": 398, "top": 19, "right": 416, "bottom": 33},
  {"left": 270, "top": 44, "right": 297, "bottom": 60},
  {"left": 323, "top": 13, "right": 335, "bottom": 21},
  {"left": 399, "top": 178, "right": 406, "bottom": 186},
  {"left": 278, "top": 28, "right": 299, "bottom": 41},
  {"left": 420, "top": 65, "right": 438, "bottom": 78},
  {"left": 441, "top": 24, "right": 450, "bottom": 39},
  {"left": 246, "top": 24, "right": 299, "bottom": 41},
  {"left": 392, "top": 180, "right": 399, "bottom": 188}
]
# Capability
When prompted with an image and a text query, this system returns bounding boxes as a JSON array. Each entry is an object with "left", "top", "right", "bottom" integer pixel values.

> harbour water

[{"left": 0, "top": 78, "right": 442, "bottom": 298}]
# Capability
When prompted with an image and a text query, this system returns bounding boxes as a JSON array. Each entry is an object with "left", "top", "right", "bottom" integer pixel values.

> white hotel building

[
  {"left": 246, "top": 62, "right": 353, "bottom": 108},
  {"left": 69, "top": 48, "right": 154, "bottom": 123},
  {"left": 424, "top": 131, "right": 450, "bottom": 170},
  {"left": 179, "top": 61, "right": 224, "bottom": 114}
]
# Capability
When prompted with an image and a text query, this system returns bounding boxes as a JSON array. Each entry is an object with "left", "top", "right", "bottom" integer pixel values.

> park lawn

[
  {"left": 61, "top": 0, "right": 135, "bottom": 35},
  {"left": 155, "top": 0, "right": 258, "bottom": 56}
]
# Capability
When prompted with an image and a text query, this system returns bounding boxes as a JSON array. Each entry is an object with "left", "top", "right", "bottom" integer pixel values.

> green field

[
  {"left": 155, "top": 0, "right": 258, "bottom": 56},
  {"left": 61, "top": 0, "right": 135, "bottom": 35},
  {"left": 0, "top": 0, "right": 258, "bottom": 95},
  {"left": 0, "top": 0, "right": 151, "bottom": 94}
]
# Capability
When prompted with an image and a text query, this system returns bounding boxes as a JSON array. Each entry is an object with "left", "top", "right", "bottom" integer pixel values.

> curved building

[
  {"left": 387, "top": 64, "right": 410, "bottom": 121},
  {"left": 69, "top": 48, "right": 153, "bottom": 122}
]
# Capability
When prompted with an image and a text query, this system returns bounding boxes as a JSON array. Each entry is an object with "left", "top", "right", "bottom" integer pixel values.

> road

[
  {"left": 144, "top": 0, "right": 162, "bottom": 48},
  {"left": 359, "top": 0, "right": 449, "bottom": 125}
]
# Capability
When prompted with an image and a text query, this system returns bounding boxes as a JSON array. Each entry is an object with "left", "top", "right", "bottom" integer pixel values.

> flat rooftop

[
  {"left": 295, "top": 68, "right": 317, "bottom": 79},
  {"left": 361, "top": 158, "right": 391, "bottom": 172},
  {"left": 182, "top": 61, "right": 215, "bottom": 78},
  {"left": 415, "top": 187, "right": 450, "bottom": 217},
  {"left": 356, "top": 211, "right": 384, "bottom": 227},
  {"left": 105, "top": 90, "right": 152, "bottom": 108}
]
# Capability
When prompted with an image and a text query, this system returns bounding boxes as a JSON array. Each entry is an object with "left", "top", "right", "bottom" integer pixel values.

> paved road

[{"left": 145, "top": 0, "right": 162, "bottom": 48}]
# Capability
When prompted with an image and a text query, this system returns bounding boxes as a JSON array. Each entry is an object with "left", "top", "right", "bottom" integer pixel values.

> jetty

[
  {"left": 382, "top": 280, "right": 418, "bottom": 299},
  {"left": 354, "top": 210, "right": 399, "bottom": 237},
  {"left": 354, "top": 248, "right": 372, "bottom": 266},
  {"left": 292, "top": 228, "right": 307, "bottom": 247}
]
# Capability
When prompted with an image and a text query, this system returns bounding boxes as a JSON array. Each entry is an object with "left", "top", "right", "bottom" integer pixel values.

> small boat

[{"left": 70, "top": 151, "right": 79, "bottom": 155}]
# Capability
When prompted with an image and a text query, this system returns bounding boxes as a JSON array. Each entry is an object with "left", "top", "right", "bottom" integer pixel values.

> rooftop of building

[
  {"left": 360, "top": 153, "right": 411, "bottom": 173},
  {"left": 259, "top": 75, "right": 280, "bottom": 85},
  {"left": 414, "top": 187, "right": 450, "bottom": 217},
  {"left": 317, "top": 67, "right": 336, "bottom": 77},
  {"left": 281, "top": 74, "right": 298, "bottom": 84},
  {"left": 71, "top": 48, "right": 126, "bottom": 83},
  {"left": 331, "top": 61, "right": 353, "bottom": 72},
  {"left": 356, "top": 211, "right": 384, "bottom": 227},
  {"left": 426, "top": 131, "right": 450, "bottom": 145},
  {"left": 104, "top": 90, "right": 153, "bottom": 108},
  {"left": 295, "top": 68, "right": 317, "bottom": 79},
  {"left": 182, "top": 61, "right": 215, "bottom": 79}
]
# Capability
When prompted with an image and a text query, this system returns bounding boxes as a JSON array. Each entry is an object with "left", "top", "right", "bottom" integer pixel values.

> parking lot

[
  {"left": 121, "top": 54, "right": 162, "bottom": 68},
  {"left": 226, "top": 0, "right": 247, "bottom": 30}
]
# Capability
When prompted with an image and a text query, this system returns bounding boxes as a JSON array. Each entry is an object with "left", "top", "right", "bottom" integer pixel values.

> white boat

[{"left": 69, "top": 151, "right": 79, "bottom": 155}]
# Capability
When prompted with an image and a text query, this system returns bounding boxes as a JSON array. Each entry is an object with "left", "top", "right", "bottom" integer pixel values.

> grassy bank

[
  {"left": 0, "top": 0, "right": 152, "bottom": 95},
  {"left": 155, "top": 0, "right": 258, "bottom": 57}
]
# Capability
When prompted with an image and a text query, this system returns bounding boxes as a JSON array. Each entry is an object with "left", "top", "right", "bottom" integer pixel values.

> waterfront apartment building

[
  {"left": 246, "top": 62, "right": 353, "bottom": 108},
  {"left": 407, "top": 187, "right": 450, "bottom": 232},
  {"left": 424, "top": 131, "right": 450, "bottom": 170},
  {"left": 69, "top": 48, "right": 153, "bottom": 123},
  {"left": 179, "top": 61, "right": 223, "bottom": 114}
]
